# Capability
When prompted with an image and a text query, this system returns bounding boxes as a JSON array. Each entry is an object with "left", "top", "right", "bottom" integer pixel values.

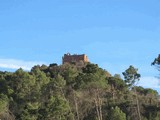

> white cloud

[
  {"left": 138, "top": 76, "right": 160, "bottom": 89},
  {"left": 0, "top": 58, "right": 45, "bottom": 71}
]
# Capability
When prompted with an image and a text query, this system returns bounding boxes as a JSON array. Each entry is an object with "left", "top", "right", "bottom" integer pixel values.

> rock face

[{"left": 62, "top": 53, "right": 89, "bottom": 64}]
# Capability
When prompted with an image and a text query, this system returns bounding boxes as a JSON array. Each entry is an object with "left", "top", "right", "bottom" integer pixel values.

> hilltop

[{"left": 0, "top": 60, "right": 160, "bottom": 120}]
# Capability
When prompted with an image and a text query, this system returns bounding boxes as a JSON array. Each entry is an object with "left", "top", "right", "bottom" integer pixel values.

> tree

[
  {"left": 8, "top": 68, "right": 37, "bottom": 119},
  {"left": 43, "top": 95, "right": 73, "bottom": 120},
  {"left": 152, "top": 54, "right": 160, "bottom": 78},
  {"left": 108, "top": 106, "right": 126, "bottom": 120},
  {"left": 107, "top": 76, "right": 127, "bottom": 103},
  {"left": 0, "top": 94, "right": 8, "bottom": 113},
  {"left": 60, "top": 63, "right": 79, "bottom": 86},
  {"left": 75, "top": 63, "right": 108, "bottom": 120},
  {"left": 122, "top": 65, "right": 141, "bottom": 88},
  {"left": 122, "top": 65, "right": 141, "bottom": 120},
  {"left": 152, "top": 54, "right": 160, "bottom": 66},
  {"left": 38, "top": 74, "right": 74, "bottom": 120},
  {"left": 1, "top": 60, "right": 160, "bottom": 119},
  {"left": 108, "top": 76, "right": 127, "bottom": 91},
  {"left": 0, "top": 94, "right": 15, "bottom": 120}
]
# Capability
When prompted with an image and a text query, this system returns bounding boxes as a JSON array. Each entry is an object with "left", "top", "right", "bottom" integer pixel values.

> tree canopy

[{"left": 0, "top": 62, "right": 159, "bottom": 120}]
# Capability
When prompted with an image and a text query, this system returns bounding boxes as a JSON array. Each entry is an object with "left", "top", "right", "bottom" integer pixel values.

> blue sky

[{"left": 0, "top": 0, "right": 160, "bottom": 92}]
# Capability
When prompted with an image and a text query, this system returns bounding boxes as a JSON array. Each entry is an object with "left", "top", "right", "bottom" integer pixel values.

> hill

[{"left": 0, "top": 62, "right": 159, "bottom": 120}]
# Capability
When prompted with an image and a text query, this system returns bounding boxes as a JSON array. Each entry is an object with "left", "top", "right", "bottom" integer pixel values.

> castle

[{"left": 62, "top": 53, "right": 89, "bottom": 64}]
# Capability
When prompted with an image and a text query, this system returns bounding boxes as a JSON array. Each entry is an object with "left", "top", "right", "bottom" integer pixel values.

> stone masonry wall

[{"left": 62, "top": 53, "right": 89, "bottom": 64}]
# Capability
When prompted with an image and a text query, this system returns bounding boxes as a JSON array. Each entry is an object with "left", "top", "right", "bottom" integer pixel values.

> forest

[{"left": 0, "top": 56, "right": 160, "bottom": 120}]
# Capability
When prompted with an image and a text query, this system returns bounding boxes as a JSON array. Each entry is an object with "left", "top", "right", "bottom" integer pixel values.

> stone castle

[{"left": 62, "top": 53, "right": 89, "bottom": 64}]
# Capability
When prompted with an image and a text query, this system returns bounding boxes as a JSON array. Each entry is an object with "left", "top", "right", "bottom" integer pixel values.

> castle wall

[{"left": 62, "top": 53, "right": 89, "bottom": 64}]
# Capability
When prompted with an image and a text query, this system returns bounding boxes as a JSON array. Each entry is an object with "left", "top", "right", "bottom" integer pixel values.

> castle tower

[{"left": 62, "top": 53, "right": 89, "bottom": 64}]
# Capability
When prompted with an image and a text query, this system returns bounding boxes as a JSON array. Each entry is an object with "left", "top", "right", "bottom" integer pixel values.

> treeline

[{"left": 0, "top": 62, "right": 160, "bottom": 120}]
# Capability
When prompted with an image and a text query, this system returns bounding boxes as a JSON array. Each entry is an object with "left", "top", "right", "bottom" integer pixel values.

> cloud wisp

[
  {"left": 138, "top": 76, "right": 160, "bottom": 89},
  {"left": 0, "top": 58, "right": 45, "bottom": 71}
]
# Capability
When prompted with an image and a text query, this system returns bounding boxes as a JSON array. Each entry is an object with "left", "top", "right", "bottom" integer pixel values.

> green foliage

[
  {"left": 144, "top": 105, "right": 160, "bottom": 120},
  {"left": 135, "top": 86, "right": 158, "bottom": 96},
  {"left": 75, "top": 63, "right": 107, "bottom": 89},
  {"left": 54, "top": 74, "right": 66, "bottom": 88},
  {"left": 107, "top": 106, "right": 126, "bottom": 120},
  {"left": 0, "top": 94, "right": 8, "bottom": 113},
  {"left": 82, "top": 63, "right": 99, "bottom": 73},
  {"left": 0, "top": 62, "right": 159, "bottom": 120},
  {"left": 144, "top": 88, "right": 158, "bottom": 96},
  {"left": 122, "top": 65, "right": 141, "bottom": 87},
  {"left": 152, "top": 54, "right": 160, "bottom": 65},
  {"left": 60, "top": 64, "right": 78, "bottom": 86},
  {"left": 44, "top": 95, "right": 71, "bottom": 120},
  {"left": 108, "top": 76, "right": 127, "bottom": 91}
]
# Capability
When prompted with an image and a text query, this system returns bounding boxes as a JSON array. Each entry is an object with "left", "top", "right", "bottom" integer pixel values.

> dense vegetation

[{"left": 0, "top": 61, "right": 160, "bottom": 120}]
